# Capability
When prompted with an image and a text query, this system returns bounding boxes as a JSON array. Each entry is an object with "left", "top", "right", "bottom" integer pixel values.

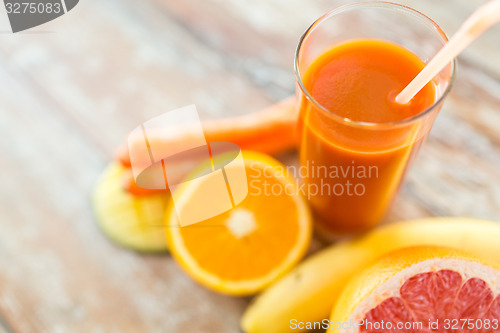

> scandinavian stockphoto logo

[
  {"left": 4, "top": 0, "right": 79, "bottom": 33},
  {"left": 128, "top": 105, "right": 248, "bottom": 227}
]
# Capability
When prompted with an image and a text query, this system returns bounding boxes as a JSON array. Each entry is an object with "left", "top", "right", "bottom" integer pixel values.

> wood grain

[{"left": 0, "top": 0, "right": 498, "bottom": 332}]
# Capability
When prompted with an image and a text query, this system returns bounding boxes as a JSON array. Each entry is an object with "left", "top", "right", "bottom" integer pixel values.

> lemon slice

[{"left": 92, "top": 162, "right": 169, "bottom": 252}]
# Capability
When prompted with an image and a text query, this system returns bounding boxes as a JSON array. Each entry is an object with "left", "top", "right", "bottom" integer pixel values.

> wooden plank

[
  {"left": 0, "top": 0, "right": 498, "bottom": 332},
  {"left": 0, "top": 0, "right": 285, "bottom": 157},
  {"left": 0, "top": 60, "right": 248, "bottom": 332},
  {"left": 0, "top": 0, "right": 252, "bottom": 331}
]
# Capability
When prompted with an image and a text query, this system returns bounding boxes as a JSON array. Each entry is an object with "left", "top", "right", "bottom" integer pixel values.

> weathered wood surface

[{"left": 0, "top": 0, "right": 499, "bottom": 332}]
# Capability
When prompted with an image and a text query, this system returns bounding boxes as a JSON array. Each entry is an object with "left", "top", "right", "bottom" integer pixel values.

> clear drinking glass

[{"left": 294, "top": 2, "right": 455, "bottom": 238}]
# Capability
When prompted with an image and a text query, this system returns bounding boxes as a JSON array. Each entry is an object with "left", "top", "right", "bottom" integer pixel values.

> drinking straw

[{"left": 395, "top": 0, "right": 500, "bottom": 104}]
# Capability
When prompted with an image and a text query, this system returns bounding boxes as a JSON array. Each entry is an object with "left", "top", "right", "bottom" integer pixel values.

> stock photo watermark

[
  {"left": 248, "top": 160, "right": 379, "bottom": 199},
  {"left": 127, "top": 105, "right": 248, "bottom": 227},
  {"left": 3, "top": 0, "right": 79, "bottom": 32},
  {"left": 290, "top": 318, "right": 499, "bottom": 331},
  {"left": 127, "top": 104, "right": 380, "bottom": 227}
]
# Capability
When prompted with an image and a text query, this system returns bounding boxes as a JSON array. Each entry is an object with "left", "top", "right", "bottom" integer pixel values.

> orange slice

[
  {"left": 328, "top": 246, "right": 500, "bottom": 333},
  {"left": 165, "top": 151, "right": 312, "bottom": 296}
]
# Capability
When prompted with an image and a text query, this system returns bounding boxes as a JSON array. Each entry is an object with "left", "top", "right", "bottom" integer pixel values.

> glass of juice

[{"left": 295, "top": 2, "right": 455, "bottom": 238}]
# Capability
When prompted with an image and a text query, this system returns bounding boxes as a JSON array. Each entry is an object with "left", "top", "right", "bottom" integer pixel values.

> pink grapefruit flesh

[{"left": 361, "top": 270, "right": 500, "bottom": 333}]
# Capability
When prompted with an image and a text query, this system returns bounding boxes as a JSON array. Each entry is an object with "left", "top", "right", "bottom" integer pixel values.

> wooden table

[{"left": 1, "top": 0, "right": 499, "bottom": 331}]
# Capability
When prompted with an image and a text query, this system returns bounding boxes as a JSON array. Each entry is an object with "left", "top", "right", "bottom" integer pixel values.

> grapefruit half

[{"left": 328, "top": 246, "right": 500, "bottom": 333}]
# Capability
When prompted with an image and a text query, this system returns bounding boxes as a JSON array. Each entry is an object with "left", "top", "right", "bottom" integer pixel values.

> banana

[
  {"left": 241, "top": 217, "right": 500, "bottom": 333},
  {"left": 92, "top": 162, "right": 169, "bottom": 252}
]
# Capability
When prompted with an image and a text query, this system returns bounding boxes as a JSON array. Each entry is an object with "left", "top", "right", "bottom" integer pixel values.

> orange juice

[{"left": 298, "top": 39, "right": 437, "bottom": 235}]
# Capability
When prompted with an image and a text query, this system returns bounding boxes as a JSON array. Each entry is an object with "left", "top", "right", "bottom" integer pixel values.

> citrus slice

[
  {"left": 165, "top": 151, "right": 312, "bottom": 296},
  {"left": 328, "top": 246, "right": 500, "bottom": 333},
  {"left": 92, "top": 162, "right": 169, "bottom": 252}
]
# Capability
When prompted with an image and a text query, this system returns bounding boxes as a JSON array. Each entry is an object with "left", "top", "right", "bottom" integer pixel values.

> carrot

[
  {"left": 115, "top": 145, "right": 132, "bottom": 168},
  {"left": 121, "top": 168, "right": 167, "bottom": 196},
  {"left": 117, "top": 97, "right": 298, "bottom": 195}
]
